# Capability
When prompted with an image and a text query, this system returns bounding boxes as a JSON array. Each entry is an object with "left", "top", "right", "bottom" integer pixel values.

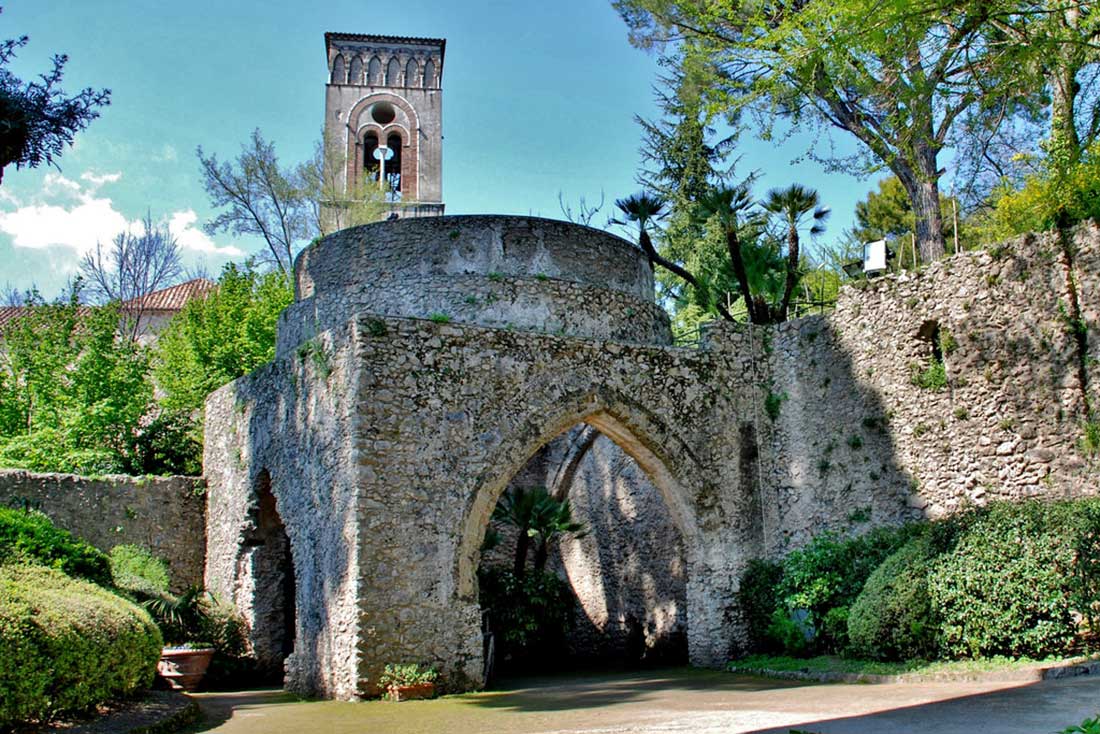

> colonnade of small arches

[{"left": 330, "top": 52, "right": 439, "bottom": 89}]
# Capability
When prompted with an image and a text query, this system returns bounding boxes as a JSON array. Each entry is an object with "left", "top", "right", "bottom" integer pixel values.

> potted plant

[
  {"left": 143, "top": 587, "right": 216, "bottom": 691},
  {"left": 378, "top": 663, "right": 439, "bottom": 701}
]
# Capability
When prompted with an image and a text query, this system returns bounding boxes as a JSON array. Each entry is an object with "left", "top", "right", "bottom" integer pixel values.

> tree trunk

[
  {"left": 726, "top": 229, "right": 759, "bottom": 323},
  {"left": 896, "top": 156, "right": 945, "bottom": 264},
  {"left": 513, "top": 530, "right": 529, "bottom": 578},
  {"left": 533, "top": 539, "right": 548, "bottom": 573},
  {"left": 776, "top": 226, "right": 800, "bottom": 323}
]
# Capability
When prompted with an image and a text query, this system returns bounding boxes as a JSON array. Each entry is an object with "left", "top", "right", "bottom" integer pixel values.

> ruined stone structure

[
  {"left": 204, "top": 216, "right": 1100, "bottom": 699},
  {"left": 324, "top": 32, "right": 444, "bottom": 218}
]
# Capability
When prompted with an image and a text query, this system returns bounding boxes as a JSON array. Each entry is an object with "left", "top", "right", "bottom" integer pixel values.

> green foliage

[
  {"left": 764, "top": 391, "right": 787, "bottom": 421},
  {"left": 428, "top": 312, "right": 451, "bottom": 324},
  {"left": 196, "top": 597, "right": 255, "bottom": 689},
  {"left": 910, "top": 361, "right": 947, "bottom": 391},
  {"left": 0, "top": 293, "right": 163, "bottom": 474},
  {"left": 492, "top": 486, "right": 586, "bottom": 575},
  {"left": 1081, "top": 421, "right": 1100, "bottom": 457},
  {"left": 1062, "top": 714, "right": 1100, "bottom": 734},
  {"left": 478, "top": 567, "right": 574, "bottom": 670},
  {"left": 0, "top": 507, "right": 110, "bottom": 585},
  {"left": 766, "top": 525, "right": 919, "bottom": 655},
  {"left": 154, "top": 262, "right": 292, "bottom": 415},
  {"left": 847, "top": 532, "right": 942, "bottom": 661},
  {"left": 928, "top": 499, "right": 1100, "bottom": 659},
  {"left": 0, "top": 562, "right": 162, "bottom": 728},
  {"left": 377, "top": 663, "right": 439, "bottom": 688},
  {"left": 109, "top": 544, "right": 170, "bottom": 596},
  {"left": 738, "top": 559, "right": 784, "bottom": 654},
  {"left": 981, "top": 144, "right": 1100, "bottom": 240}
]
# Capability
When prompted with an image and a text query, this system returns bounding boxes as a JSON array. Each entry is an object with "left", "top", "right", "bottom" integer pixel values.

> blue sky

[{"left": 0, "top": 0, "right": 878, "bottom": 299}]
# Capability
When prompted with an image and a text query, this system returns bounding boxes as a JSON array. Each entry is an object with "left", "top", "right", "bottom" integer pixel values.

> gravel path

[{"left": 183, "top": 667, "right": 1100, "bottom": 734}]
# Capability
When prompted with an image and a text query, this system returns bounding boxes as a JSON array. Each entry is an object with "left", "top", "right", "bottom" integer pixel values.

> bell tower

[{"left": 324, "top": 32, "right": 445, "bottom": 217}]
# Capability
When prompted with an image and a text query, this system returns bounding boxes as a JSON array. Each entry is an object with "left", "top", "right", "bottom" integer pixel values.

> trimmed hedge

[
  {"left": 928, "top": 499, "right": 1099, "bottom": 659},
  {"left": 109, "top": 544, "right": 171, "bottom": 596},
  {"left": 847, "top": 532, "right": 941, "bottom": 661},
  {"left": 0, "top": 562, "right": 163, "bottom": 727},
  {"left": 0, "top": 507, "right": 111, "bottom": 585}
]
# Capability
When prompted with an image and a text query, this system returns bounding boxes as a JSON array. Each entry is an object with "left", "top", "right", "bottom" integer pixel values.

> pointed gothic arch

[
  {"left": 348, "top": 56, "right": 363, "bottom": 86},
  {"left": 331, "top": 55, "right": 346, "bottom": 85},
  {"left": 405, "top": 58, "right": 420, "bottom": 88},
  {"left": 385, "top": 57, "right": 401, "bottom": 86}
]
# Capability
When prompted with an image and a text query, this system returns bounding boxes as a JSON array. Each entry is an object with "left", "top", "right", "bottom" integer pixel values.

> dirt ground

[{"left": 183, "top": 667, "right": 1100, "bottom": 734}]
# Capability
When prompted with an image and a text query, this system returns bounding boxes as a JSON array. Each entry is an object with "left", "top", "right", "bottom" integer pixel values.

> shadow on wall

[
  {"left": 482, "top": 423, "right": 689, "bottom": 670},
  {"left": 761, "top": 315, "right": 922, "bottom": 555}
]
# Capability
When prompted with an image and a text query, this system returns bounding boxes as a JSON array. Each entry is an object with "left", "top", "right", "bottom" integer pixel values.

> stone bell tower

[{"left": 324, "top": 32, "right": 445, "bottom": 217}]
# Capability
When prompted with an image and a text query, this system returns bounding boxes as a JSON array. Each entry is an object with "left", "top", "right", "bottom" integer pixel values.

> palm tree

[
  {"left": 492, "top": 486, "right": 587, "bottom": 577},
  {"left": 492, "top": 486, "right": 542, "bottom": 577},
  {"left": 614, "top": 192, "right": 735, "bottom": 322},
  {"left": 761, "top": 185, "right": 830, "bottom": 322},
  {"left": 529, "top": 496, "right": 586, "bottom": 573},
  {"left": 694, "top": 184, "right": 761, "bottom": 323}
]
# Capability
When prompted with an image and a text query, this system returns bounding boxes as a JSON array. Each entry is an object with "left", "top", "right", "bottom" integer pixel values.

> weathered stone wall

[
  {"left": 0, "top": 469, "right": 205, "bottom": 591},
  {"left": 282, "top": 216, "right": 671, "bottom": 354},
  {"left": 204, "top": 320, "right": 364, "bottom": 699},
  {"left": 764, "top": 223, "right": 1100, "bottom": 555}
]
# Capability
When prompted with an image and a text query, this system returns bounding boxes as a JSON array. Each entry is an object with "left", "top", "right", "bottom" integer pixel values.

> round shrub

[
  {"left": 0, "top": 507, "right": 110, "bottom": 585},
  {"left": 928, "top": 500, "right": 1086, "bottom": 659},
  {"left": 773, "top": 523, "right": 920, "bottom": 654},
  {"left": 848, "top": 533, "right": 940, "bottom": 661},
  {"left": 0, "top": 563, "right": 163, "bottom": 727}
]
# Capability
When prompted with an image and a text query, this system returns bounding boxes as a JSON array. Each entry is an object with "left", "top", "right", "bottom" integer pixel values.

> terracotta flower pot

[
  {"left": 158, "top": 647, "right": 215, "bottom": 692},
  {"left": 386, "top": 682, "right": 436, "bottom": 701}
]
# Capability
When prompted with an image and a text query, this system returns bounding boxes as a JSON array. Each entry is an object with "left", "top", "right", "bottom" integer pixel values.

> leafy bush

[
  {"left": 378, "top": 663, "right": 438, "bottom": 687},
  {"left": 847, "top": 532, "right": 942, "bottom": 661},
  {"left": 929, "top": 499, "right": 1100, "bottom": 659},
  {"left": 0, "top": 562, "right": 162, "bottom": 727},
  {"left": 109, "top": 544, "right": 170, "bottom": 596},
  {"left": 770, "top": 525, "right": 919, "bottom": 654},
  {"left": 479, "top": 566, "right": 574, "bottom": 670},
  {"left": 199, "top": 597, "right": 256, "bottom": 689},
  {"left": 738, "top": 558, "right": 783, "bottom": 653},
  {"left": 980, "top": 142, "right": 1100, "bottom": 239},
  {"left": 0, "top": 507, "right": 110, "bottom": 585}
]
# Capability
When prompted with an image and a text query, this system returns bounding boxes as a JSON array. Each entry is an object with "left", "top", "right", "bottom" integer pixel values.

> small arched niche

[{"left": 331, "top": 55, "right": 346, "bottom": 85}]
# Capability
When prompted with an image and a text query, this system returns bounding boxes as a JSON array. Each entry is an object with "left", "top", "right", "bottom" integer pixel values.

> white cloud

[
  {"left": 0, "top": 170, "right": 241, "bottom": 261},
  {"left": 168, "top": 210, "right": 243, "bottom": 256},
  {"left": 80, "top": 171, "right": 122, "bottom": 187}
]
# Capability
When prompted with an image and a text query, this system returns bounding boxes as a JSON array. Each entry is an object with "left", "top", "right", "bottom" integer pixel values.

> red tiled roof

[
  {"left": 0, "top": 306, "right": 26, "bottom": 329},
  {"left": 121, "top": 278, "right": 215, "bottom": 313},
  {"left": 0, "top": 278, "right": 214, "bottom": 334}
]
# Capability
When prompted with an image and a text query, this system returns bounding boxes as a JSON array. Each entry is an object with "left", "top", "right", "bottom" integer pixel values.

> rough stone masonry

[{"left": 204, "top": 215, "right": 1100, "bottom": 699}]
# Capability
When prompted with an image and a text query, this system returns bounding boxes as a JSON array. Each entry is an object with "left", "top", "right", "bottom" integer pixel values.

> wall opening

[
  {"left": 245, "top": 470, "right": 297, "bottom": 678},
  {"left": 476, "top": 422, "right": 687, "bottom": 679}
]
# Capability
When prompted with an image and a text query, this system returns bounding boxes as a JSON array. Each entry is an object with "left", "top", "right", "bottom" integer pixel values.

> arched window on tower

[
  {"left": 386, "top": 57, "right": 401, "bottom": 86},
  {"left": 423, "top": 59, "right": 436, "bottom": 88},
  {"left": 364, "top": 132, "right": 380, "bottom": 185},
  {"left": 406, "top": 58, "right": 420, "bottom": 88},
  {"left": 331, "top": 55, "right": 346, "bottom": 84},
  {"left": 386, "top": 133, "right": 403, "bottom": 198},
  {"left": 368, "top": 56, "right": 382, "bottom": 85},
  {"left": 348, "top": 56, "right": 363, "bottom": 85}
]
